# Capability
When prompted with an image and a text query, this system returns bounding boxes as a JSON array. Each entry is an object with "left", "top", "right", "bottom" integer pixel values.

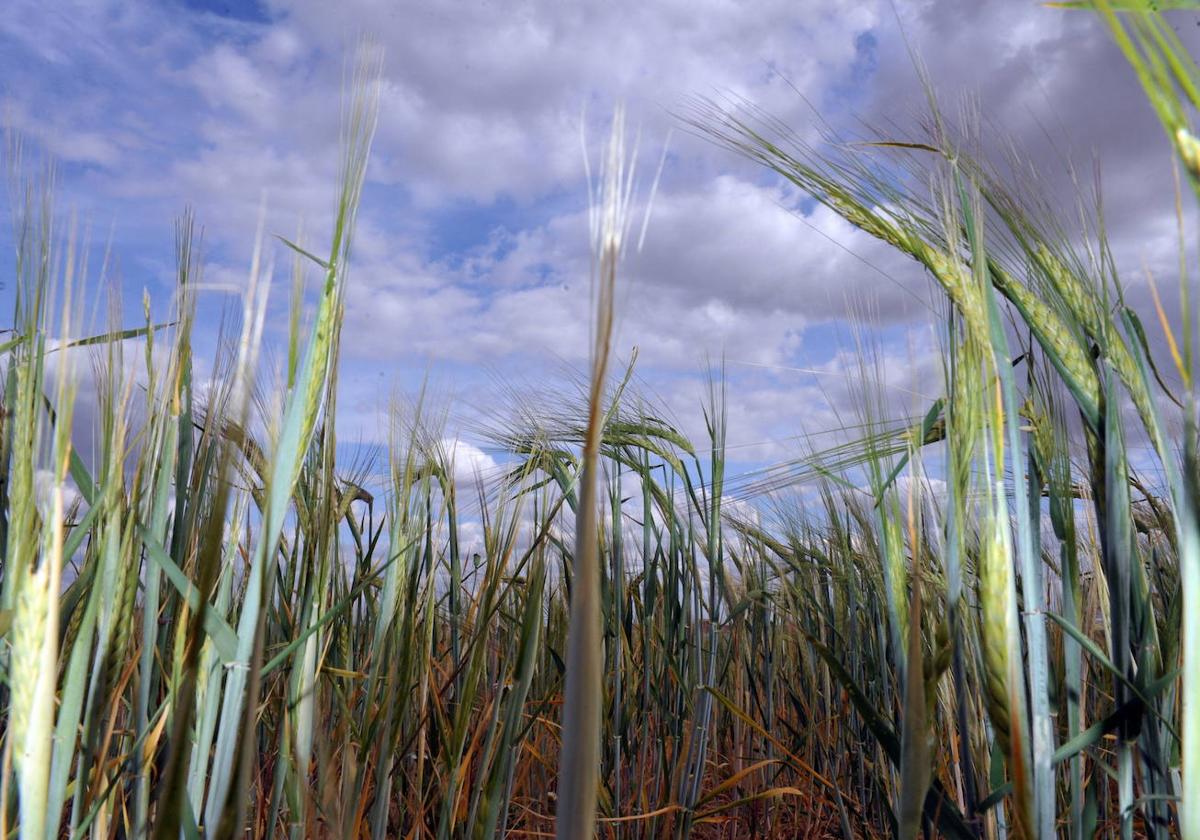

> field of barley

[{"left": 1, "top": 1, "right": 1199, "bottom": 838}]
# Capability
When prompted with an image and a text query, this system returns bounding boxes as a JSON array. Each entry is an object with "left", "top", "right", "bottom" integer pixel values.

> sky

[{"left": 2, "top": 0, "right": 1197, "bottom": 487}]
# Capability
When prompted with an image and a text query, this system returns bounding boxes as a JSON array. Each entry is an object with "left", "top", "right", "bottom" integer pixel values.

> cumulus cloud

[
  {"left": 35, "top": 468, "right": 83, "bottom": 522},
  {"left": 439, "top": 437, "right": 501, "bottom": 489},
  {"left": 1, "top": 0, "right": 1189, "bottom": 481}
]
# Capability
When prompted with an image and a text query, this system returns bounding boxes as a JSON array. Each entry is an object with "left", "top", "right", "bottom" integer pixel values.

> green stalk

[
  {"left": 556, "top": 107, "right": 635, "bottom": 840},
  {"left": 965, "top": 176, "right": 1054, "bottom": 838},
  {"left": 201, "top": 57, "right": 378, "bottom": 830}
]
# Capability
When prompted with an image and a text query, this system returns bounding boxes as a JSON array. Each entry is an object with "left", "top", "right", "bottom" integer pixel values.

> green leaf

[
  {"left": 275, "top": 235, "right": 331, "bottom": 270},
  {"left": 139, "top": 526, "right": 238, "bottom": 664}
]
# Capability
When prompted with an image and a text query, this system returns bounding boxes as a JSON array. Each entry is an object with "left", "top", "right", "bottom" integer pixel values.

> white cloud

[
  {"left": 3, "top": 0, "right": 1186, "bottom": 482},
  {"left": 440, "top": 437, "right": 501, "bottom": 488},
  {"left": 35, "top": 468, "right": 82, "bottom": 521},
  {"left": 261, "top": 0, "right": 881, "bottom": 203}
]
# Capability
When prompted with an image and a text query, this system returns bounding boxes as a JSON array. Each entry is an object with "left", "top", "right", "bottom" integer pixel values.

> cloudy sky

[{"left": 1, "top": 0, "right": 1195, "bottom": 480}]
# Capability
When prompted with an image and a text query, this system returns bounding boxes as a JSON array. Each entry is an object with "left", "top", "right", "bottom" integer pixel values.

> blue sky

[{"left": 1, "top": 0, "right": 1191, "bottom": 483}]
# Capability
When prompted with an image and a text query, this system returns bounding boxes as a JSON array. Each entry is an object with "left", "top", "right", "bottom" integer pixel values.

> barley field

[{"left": 1, "top": 2, "right": 1199, "bottom": 838}]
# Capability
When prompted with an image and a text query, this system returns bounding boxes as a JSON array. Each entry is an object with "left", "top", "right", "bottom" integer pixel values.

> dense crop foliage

[{"left": 1, "top": 2, "right": 1198, "bottom": 837}]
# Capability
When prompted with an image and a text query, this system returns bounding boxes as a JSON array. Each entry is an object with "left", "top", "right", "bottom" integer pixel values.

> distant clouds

[{"left": 0, "top": 0, "right": 1187, "bottom": 463}]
